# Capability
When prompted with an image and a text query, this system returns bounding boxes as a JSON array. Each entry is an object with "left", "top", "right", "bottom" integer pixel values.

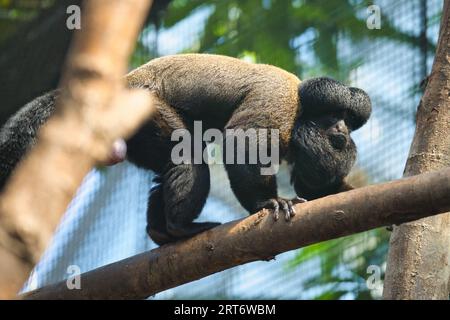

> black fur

[
  {"left": 0, "top": 91, "right": 58, "bottom": 189},
  {"left": 299, "top": 77, "right": 371, "bottom": 130},
  {"left": 0, "top": 54, "right": 372, "bottom": 245},
  {"left": 290, "top": 77, "right": 372, "bottom": 199},
  {"left": 290, "top": 118, "right": 357, "bottom": 199}
]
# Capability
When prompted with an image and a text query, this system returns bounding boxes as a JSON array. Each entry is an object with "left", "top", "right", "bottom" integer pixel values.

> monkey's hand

[
  {"left": 259, "top": 196, "right": 307, "bottom": 221},
  {"left": 102, "top": 138, "right": 127, "bottom": 166}
]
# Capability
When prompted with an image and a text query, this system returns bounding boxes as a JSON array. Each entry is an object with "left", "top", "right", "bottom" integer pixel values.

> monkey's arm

[
  {"left": 225, "top": 163, "right": 304, "bottom": 221},
  {"left": 225, "top": 163, "right": 277, "bottom": 210}
]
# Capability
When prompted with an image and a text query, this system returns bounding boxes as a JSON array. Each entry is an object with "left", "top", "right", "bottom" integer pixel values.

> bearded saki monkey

[{"left": 0, "top": 54, "right": 371, "bottom": 245}]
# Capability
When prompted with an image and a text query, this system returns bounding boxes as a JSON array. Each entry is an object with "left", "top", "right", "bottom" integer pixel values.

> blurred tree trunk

[
  {"left": 383, "top": 0, "right": 450, "bottom": 300},
  {"left": 0, "top": 0, "right": 154, "bottom": 299}
]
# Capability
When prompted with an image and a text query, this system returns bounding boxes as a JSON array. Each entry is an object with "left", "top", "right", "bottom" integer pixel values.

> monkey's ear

[{"left": 298, "top": 77, "right": 372, "bottom": 130}]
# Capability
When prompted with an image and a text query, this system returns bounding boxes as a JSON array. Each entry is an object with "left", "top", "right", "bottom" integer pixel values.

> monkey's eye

[
  {"left": 345, "top": 113, "right": 358, "bottom": 130},
  {"left": 325, "top": 117, "right": 340, "bottom": 128}
]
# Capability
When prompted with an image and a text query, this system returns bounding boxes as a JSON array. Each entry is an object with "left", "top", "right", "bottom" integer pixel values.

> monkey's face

[
  {"left": 291, "top": 77, "right": 372, "bottom": 199},
  {"left": 290, "top": 114, "right": 356, "bottom": 200},
  {"left": 313, "top": 111, "right": 351, "bottom": 150}
]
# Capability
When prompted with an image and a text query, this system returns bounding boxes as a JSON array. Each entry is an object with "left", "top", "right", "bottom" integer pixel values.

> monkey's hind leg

[
  {"left": 146, "top": 175, "right": 178, "bottom": 245},
  {"left": 163, "top": 162, "right": 220, "bottom": 240}
]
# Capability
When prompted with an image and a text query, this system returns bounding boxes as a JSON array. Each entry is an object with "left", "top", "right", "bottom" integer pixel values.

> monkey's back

[{"left": 126, "top": 54, "right": 300, "bottom": 129}]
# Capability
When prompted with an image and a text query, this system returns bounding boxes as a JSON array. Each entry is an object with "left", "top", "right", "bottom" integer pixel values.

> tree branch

[
  {"left": 383, "top": 0, "right": 450, "bottom": 300},
  {"left": 0, "top": 0, "right": 154, "bottom": 299},
  {"left": 22, "top": 167, "right": 450, "bottom": 300}
]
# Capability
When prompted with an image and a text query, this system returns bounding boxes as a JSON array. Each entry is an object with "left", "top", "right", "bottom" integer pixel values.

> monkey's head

[{"left": 290, "top": 77, "right": 371, "bottom": 200}]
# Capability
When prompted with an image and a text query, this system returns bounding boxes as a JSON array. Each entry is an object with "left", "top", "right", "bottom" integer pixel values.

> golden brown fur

[{"left": 126, "top": 54, "right": 300, "bottom": 154}]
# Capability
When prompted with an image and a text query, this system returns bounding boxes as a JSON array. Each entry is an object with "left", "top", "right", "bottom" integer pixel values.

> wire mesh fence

[{"left": 2, "top": 0, "right": 441, "bottom": 299}]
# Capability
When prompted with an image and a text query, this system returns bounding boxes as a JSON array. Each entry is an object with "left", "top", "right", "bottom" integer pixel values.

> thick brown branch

[
  {"left": 383, "top": 0, "right": 450, "bottom": 300},
  {"left": 22, "top": 167, "right": 450, "bottom": 300},
  {"left": 0, "top": 0, "right": 154, "bottom": 299}
]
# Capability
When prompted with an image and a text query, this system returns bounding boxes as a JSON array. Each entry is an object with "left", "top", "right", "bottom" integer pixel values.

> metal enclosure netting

[{"left": 18, "top": 0, "right": 442, "bottom": 299}]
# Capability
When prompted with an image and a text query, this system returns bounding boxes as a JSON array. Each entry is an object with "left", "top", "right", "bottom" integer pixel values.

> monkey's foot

[
  {"left": 148, "top": 221, "right": 221, "bottom": 245},
  {"left": 167, "top": 221, "right": 221, "bottom": 239},
  {"left": 261, "top": 197, "right": 307, "bottom": 221},
  {"left": 147, "top": 226, "right": 178, "bottom": 246}
]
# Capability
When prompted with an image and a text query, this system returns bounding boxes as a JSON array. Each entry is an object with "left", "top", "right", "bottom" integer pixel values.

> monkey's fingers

[
  {"left": 293, "top": 196, "right": 308, "bottom": 204},
  {"left": 287, "top": 200, "right": 296, "bottom": 219},
  {"left": 279, "top": 199, "right": 292, "bottom": 221},
  {"left": 284, "top": 197, "right": 307, "bottom": 221},
  {"left": 268, "top": 199, "right": 280, "bottom": 221},
  {"left": 264, "top": 198, "right": 295, "bottom": 221}
]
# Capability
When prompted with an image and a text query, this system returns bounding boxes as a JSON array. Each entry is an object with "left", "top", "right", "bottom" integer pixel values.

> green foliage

[
  {"left": 286, "top": 228, "right": 390, "bottom": 299},
  {"left": 130, "top": 26, "right": 160, "bottom": 69},
  {"left": 0, "top": 0, "right": 55, "bottom": 43},
  {"left": 162, "top": 0, "right": 435, "bottom": 80}
]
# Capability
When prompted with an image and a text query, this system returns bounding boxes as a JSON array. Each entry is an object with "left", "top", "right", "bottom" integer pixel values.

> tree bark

[
  {"left": 383, "top": 0, "right": 450, "bottom": 300},
  {"left": 22, "top": 167, "right": 450, "bottom": 300},
  {"left": 0, "top": 0, "right": 154, "bottom": 299}
]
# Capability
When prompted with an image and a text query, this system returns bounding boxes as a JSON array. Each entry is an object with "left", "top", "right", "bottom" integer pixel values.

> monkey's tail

[{"left": 0, "top": 90, "right": 59, "bottom": 191}]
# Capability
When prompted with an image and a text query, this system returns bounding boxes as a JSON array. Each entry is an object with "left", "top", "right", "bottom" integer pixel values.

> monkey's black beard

[{"left": 290, "top": 120, "right": 356, "bottom": 200}]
